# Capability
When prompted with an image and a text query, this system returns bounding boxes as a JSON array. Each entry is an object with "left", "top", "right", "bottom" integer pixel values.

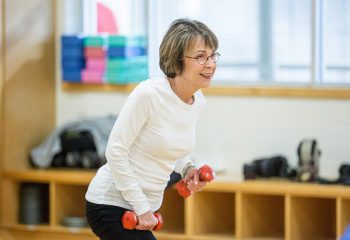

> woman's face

[{"left": 180, "top": 38, "right": 217, "bottom": 90}]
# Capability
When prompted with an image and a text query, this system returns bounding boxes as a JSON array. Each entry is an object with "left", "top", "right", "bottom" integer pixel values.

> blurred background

[
  {"left": 57, "top": 0, "right": 350, "bottom": 178},
  {"left": 1, "top": 1, "right": 350, "bottom": 239}
]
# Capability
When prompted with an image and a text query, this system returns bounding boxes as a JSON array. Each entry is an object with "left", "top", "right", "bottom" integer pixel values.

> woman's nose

[{"left": 204, "top": 57, "right": 215, "bottom": 67}]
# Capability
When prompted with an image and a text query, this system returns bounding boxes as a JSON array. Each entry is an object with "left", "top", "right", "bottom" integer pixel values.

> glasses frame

[{"left": 183, "top": 52, "right": 220, "bottom": 65}]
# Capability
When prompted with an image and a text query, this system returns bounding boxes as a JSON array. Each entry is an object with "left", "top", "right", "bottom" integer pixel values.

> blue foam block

[
  {"left": 63, "top": 70, "right": 81, "bottom": 82},
  {"left": 61, "top": 35, "right": 84, "bottom": 47},
  {"left": 61, "top": 58, "right": 85, "bottom": 69},
  {"left": 108, "top": 46, "right": 145, "bottom": 58},
  {"left": 61, "top": 47, "right": 84, "bottom": 58}
]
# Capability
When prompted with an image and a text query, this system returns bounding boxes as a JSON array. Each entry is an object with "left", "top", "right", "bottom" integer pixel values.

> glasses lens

[
  {"left": 212, "top": 53, "right": 219, "bottom": 63},
  {"left": 195, "top": 53, "right": 220, "bottom": 65},
  {"left": 197, "top": 56, "right": 206, "bottom": 65}
]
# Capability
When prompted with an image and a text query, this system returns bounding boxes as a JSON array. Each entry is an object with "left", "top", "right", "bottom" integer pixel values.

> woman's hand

[
  {"left": 135, "top": 211, "right": 158, "bottom": 231},
  {"left": 184, "top": 167, "right": 207, "bottom": 193}
]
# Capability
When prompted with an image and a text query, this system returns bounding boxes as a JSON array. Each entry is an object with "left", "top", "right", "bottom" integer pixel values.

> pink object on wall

[
  {"left": 97, "top": 3, "right": 118, "bottom": 34},
  {"left": 86, "top": 58, "right": 106, "bottom": 70},
  {"left": 82, "top": 69, "right": 105, "bottom": 84},
  {"left": 84, "top": 47, "right": 106, "bottom": 58}
]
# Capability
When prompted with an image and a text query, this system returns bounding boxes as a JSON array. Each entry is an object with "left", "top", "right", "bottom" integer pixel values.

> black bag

[
  {"left": 339, "top": 164, "right": 350, "bottom": 184},
  {"left": 52, "top": 129, "right": 102, "bottom": 169},
  {"left": 243, "top": 155, "right": 296, "bottom": 180},
  {"left": 60, "top": 130, "right": 96, "bottom": 153}
]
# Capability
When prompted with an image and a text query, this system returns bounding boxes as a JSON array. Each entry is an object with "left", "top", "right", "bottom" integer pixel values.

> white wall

[{"left": 56, "top": 88, "right": 350, "bottom": 179}]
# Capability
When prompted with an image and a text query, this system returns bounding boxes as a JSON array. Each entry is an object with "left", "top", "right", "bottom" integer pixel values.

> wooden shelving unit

[{"left": 1, "top": 169, "right": 350, "bottom": 240}]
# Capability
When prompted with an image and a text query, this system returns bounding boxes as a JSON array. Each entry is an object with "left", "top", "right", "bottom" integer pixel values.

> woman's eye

[{"left": 196, "top": 55, "right": 205, "bottom": 60}]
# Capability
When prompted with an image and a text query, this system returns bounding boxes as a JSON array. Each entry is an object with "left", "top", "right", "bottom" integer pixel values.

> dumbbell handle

[
  {"left": 176, "top": 164, "right": 215, "bottom": 198},
  {"left": 122, "top": 211, "right": 163, "bottom": 231}
]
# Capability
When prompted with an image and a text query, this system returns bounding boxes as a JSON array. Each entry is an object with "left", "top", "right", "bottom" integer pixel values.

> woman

[{"left": 85, "top": 18, "right": 219, "bottom": 240}]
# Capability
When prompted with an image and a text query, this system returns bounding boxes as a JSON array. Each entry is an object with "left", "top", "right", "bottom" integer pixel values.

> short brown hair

[{"left": 159, "top": 18, "right": 218, "bottom": 78}]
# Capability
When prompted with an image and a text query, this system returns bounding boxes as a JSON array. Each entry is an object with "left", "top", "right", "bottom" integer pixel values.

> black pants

[{"left": 86, "top": 200, "right": 157, "bottom": 240}]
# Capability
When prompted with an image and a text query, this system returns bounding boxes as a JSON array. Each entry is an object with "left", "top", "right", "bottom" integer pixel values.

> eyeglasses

[{"left": 183, "top": 52, "right": 220, "bottom": 65}]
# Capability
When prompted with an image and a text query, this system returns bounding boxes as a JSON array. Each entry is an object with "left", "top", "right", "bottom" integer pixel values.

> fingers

[
  {"left": 187, "top": 179, "right": 207, "bottom": 192},
  {"left": 184, "top": 167, "right": 196, "bottom": 181},
  {"left": 135, "top": 212, "right": 158, "bottom": 231},
  {"left": 135, "top": 224, "right": 155, "bottom": 231},
  {"left": 184, "top": 168, "right": 199, "bottom": 182},
  {"left": 184, "top": 167, "right": 206, "bottom": 193},
  {"left": 135, "top": 222, "right": 156, "bottom": 230},
  {"left": 193, "top": 169, "right": 199, "bottom": 185},
  {"left": 135, "top": 220, "right": 157, "bottom": 230}
]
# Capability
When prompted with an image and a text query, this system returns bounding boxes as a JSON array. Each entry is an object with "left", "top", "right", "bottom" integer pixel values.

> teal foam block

[
  {"left": 108, "top": 35, "right": 146, "bottom": 47},
  {"left": 84, "top": 36, "right": 106, "bottom": 47},
  {"left": 107, "top": 56, "right": 148, "bottom": 69},
  {"left": 106, "top": 67, "right": 148, "bottom": 84}
]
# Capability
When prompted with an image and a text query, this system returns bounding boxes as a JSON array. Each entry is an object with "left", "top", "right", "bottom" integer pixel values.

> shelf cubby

[
  {"left": 52, "top": 184, "right": 88, "bottom": 227},
  {"left": 289, "top": 196, "right": 336, "bottom": 240},
  {"left": 191, "top": 191, "right": 235, "bottom": 238},
  {"left": 2, "top": 181, "right": 50, "bottom": 226},
  {"left": 19, "top": 182, "right": 49, "bottom": 225},
  {"left": 157, "top": 188, "right": 185, "bottom": 234},
  {"left": 340, "top": 198, "right": 350, "bottom": 236},
  {"left": 239, "top": 193, "right": 284, "bottom": 239}
]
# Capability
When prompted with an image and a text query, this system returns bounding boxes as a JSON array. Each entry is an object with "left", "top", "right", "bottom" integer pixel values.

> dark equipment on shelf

[
  {"left": 30, "top": 115, "right": 116, "bottom": 169},
  {"left": 61, "top": 216, "right": 88, "bottom": 228},
  {"left": 51, "top": 129, "right": 105, "bottom": 169},
  {"left": 339, "top": 164, "right": 350, "bottom": 185},
  {"left": 243, "top": 155, "right": 296, "bottom": 180},
  {"left": 297, "top": 138, "right": 321, "bottom": 182},
  {"left": 19, "top": 183, "right": 49, "bottom": 225}
]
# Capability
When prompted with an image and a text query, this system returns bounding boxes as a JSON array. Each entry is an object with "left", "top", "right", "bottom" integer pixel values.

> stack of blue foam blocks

[{"left": 61, "top": 35, "right": 85, "bottom": 83}]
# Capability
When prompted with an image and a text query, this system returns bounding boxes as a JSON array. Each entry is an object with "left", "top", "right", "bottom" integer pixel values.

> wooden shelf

[
  {"left": 188, "top": 234, "right": 237, "bottom": 240},
  {"left": 154, "top": 232, "right": 188, "bottom": 240},
  {"left": 2, "top": 169, "right": 96, "bottom": 184},
  {"left": 1, "top": 225, "right": 97, "bottom": 240},
  {"left": 2, "top": 170, "right": 350, "bottom": 239},
  {"left": 62, "top": 82, "right": 137, "bottom": 93},
  {"left": 5, "top": 169, "right": 350, "bottom": 196},
  {"left": 2, "top": 224, "right": 93, "bottom": 235},
  {"left": 207, "top": 178, "right": 350, "bottom": 198}
]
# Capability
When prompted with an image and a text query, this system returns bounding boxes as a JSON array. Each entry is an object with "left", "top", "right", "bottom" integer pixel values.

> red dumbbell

[
  {"left": 176, "top": 164, "right": 215, "bottom": 198},
  {"left": 122, "top": 210, "right": 163, "bottom": 231}
]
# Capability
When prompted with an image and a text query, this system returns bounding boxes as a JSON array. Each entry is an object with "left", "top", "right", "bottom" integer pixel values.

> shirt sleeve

[
  {"left": 174, "top": 155, "right": 195, "bottom": 178},
  {"left": 105, "top": 82, "right": 153, "bottom": 216}
]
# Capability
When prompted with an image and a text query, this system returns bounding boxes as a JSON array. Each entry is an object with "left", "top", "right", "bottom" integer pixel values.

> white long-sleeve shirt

[{"left": 85, "top": 77, "right": 206, "bottom": 215}]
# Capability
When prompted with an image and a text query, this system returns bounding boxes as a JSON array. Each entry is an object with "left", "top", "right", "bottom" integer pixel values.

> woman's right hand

[
  {"left": 135, "top": 211, "right": 158, "bottom": 231},
  {"left": 184, "top": 167, "right": 207, "bottom": 193}
]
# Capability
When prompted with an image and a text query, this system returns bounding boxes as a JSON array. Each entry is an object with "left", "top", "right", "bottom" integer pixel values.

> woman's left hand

[{"left": 184, "top": 167, "right": 207, "bottom": 193}]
